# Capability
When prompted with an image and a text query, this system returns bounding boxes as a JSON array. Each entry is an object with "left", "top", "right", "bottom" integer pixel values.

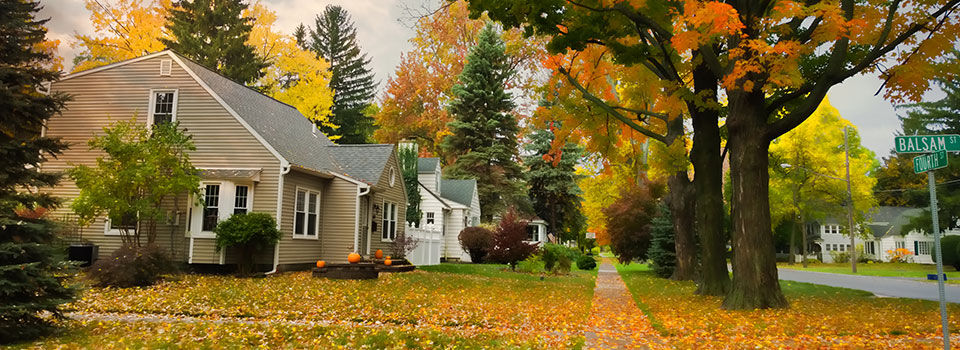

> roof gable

[
  {"left": 440, "top": 179, "right": 477, "bottom": 207},
  {"left": 329, "top": 145, "right": 394, "bottom": 186},
  {"left": 418, "top": 158, "right": 440, "bottom": 173}
]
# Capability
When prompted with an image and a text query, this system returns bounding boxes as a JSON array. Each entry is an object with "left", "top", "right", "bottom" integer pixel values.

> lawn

[
  {"left": 13, "top": 264, "right": 596, "bottom": 349},
  {"left": 779, "top": 262, "right": 960, "bottom": 283},
  {"left": 617, "top": 263, "right": 960, "bottom": 348}
]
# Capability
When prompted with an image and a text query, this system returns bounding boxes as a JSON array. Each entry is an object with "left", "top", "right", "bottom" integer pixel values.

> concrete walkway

[
  {"left": 778, "top": 267, "right": 960, "bottom": 303},
  {"left": 584, "top": 258, "right": 663, "bottom": 349}
]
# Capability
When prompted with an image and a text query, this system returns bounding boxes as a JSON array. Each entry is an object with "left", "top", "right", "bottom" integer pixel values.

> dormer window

[{"left": 148, "top": 89, "right": 178, "bottom": 126}]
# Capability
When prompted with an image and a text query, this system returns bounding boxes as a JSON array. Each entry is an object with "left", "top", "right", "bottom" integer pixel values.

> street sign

[
  {"left": 895, "top": 134, "right": 960, "bottom": 153},
  {"left": 914, "top": 150, "right": 948, "bottom": 174}
]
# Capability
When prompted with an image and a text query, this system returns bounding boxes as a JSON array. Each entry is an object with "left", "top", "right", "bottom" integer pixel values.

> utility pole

[{"left": 844, "top": 126, "right": 857, "bottom": 273}]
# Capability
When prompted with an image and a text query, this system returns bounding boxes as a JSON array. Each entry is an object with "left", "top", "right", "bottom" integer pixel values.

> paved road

[{"left": 778, "top": 268, "right": 960, "bottom": 303}]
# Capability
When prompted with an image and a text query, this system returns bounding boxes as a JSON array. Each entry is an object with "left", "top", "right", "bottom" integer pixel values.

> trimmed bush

[
  {"left": 576, "top": 255, "right": 597, "bottom": 270},
  {"left": 542, "top": 243, "right": 580, "bottom": 271},
  {"left": 214, "top": 213, "right": 281, "bottom": 276},
  {"left": 938, "top": 235, "right": 960, "bottom": 271},
  {"left": 88, "top": 244, "right": 175, "bottom": 287},
  {"left": 459, "top": 226, "right": 494, "bottom": 263}
]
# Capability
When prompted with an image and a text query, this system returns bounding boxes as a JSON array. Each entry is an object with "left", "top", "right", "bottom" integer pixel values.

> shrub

[
  {"left": 459, "top": 226, "right": 494, "bottom": 263},
  {"left": 554, "top": 254, "right": 573, "bottom": 274},
  {"left": 887, "top": 248, "right": 913, "bottom": 263},
  {"left": 390, "top": 230, "right": 420, "bottom": 259},
  {"left": 516, "top": 254, "right": 545, "bottom": 273},
  {"left": 648, "top": 202, "right": 676, "bottom": 278},
  {"left": 830, "top": 250, "right": 851, "bottom": 264},
  {"left": 939, "top": 235, "right": 960, "bottom": 271},
  {"left": 542, "top": 243, "right": 579, "bottom": 271},
  {"left": 576, "top": 254, "right": 597, "bottom": 270},
  {"left": 603, "top": 183, "right": 658, "bottom": 264},
  {"left": 88, "top": 244, "right": 174, "bottom": 287},
  {"left": 487, "top": 209, "right": 539, "bottom": 269},
  {"left": 214, "top": 213, "right": 282, "bottom": 276}
]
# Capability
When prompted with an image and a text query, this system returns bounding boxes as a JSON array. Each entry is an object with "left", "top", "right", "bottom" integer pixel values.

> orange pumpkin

[
  {"left": 347, "top": 253, "right": 362, "bottom": 264},
  {"left": 384, "top": 258, "right": 392, "bottom": 266},
  {"left": 375, "top": 249, "right": 384, "bottom": 259},
  {"left": 316, "top": 260, "right": 326, "bottom": 268}
]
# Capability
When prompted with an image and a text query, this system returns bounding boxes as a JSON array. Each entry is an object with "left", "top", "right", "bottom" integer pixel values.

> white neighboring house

[
  {"left": 417, "top": 158, "right": 481, "bottom": 262},
  {"left": 527, "top": 218, "right": 549, "bottom": 245},
  {"left": 816, "top": 206, "right": 960, "bottom": 264}
]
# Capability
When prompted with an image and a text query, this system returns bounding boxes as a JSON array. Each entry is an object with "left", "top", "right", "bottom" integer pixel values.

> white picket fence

[{"left": 406, "top": 223, "right": 442, "bottom": 266}]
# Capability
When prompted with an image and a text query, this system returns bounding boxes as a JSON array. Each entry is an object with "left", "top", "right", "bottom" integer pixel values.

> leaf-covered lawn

[
  {"left": 618, "top": 263, "right": 960, "bottom": 348},
  {"left": 780, "top": 262, "right": 960, "bottom": 283},
  {"left": 31, "top": 264, "right": 594, "bottom": 348}
]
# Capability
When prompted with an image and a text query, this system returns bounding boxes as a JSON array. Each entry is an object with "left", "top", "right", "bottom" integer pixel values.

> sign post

[{"left": 902, "top": 139, "right": 952, "bottom": 350}]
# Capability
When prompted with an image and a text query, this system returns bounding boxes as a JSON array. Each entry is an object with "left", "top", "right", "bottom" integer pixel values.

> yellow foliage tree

[{"left": 72, "top": 0, "right": 169, "bottom": 73}]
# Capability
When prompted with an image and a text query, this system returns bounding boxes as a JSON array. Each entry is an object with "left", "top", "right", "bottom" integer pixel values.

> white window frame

[
  {"left": 425, "top": 212, "right": 435, "bottom": 225},
  {"left": 381, "top": 201, "right": 398, "bottom": 242},
  {"left": 200, "top": 182, "right": 222, "bottom": 234},
  {"left": 293, "top": 187, "right": 320, "bottom": 240},
  {"left": 147, "top": 89, "right": 179, "bottom": 127},
  {"left": 234, "top": 184, "right": 251, "bottom": 215},
  {"left": 918, "top": 241, "right": 932, "bottom": 255},
  {"left": 186, "top": 180, "right": 253, "bottom": 238},
  {"left": 104, "top": 213, "right": 139, "bottom": 236},
  {"left": 895, "top": 241, "right": 906, "bottom": 250},
  {"left": 389, "top": 167, "right": 396, "bottom": 187}
]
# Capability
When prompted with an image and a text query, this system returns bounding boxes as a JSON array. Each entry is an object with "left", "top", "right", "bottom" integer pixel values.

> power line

[{"left": 875, "top": 178, "right": 960, "bottom": 192}]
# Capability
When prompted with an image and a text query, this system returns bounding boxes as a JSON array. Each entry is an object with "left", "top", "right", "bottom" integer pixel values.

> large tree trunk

[
  {"left": 722, "top": 91, "right": 788, "bottom": 309},
  {"left": 689, "top": 58, "right": 730, "bottom": 295},
  {"left": 667, "top": 172, "right": 697, "bottom": 281}
]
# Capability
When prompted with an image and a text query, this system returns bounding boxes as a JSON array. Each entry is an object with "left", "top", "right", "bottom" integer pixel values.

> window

[
  {"left": 918, "top": 241, "right": 932, "bottom": 255},
  {"left": 202, "top": 184, "right": 220, "bottom": 231},
  {"left": 823, "top": 225, "right": 841, "bottom": 235},
  {"left": 382, "top": 201, "right": 397, "bottom": 241},
  {"left": 149, "top": 90, "right": 177, "bottom": 125},
  {"left": 425, "top": 212, "right": 434, "bottom": 225},
  {"left": 390, "top": 167, "right": 396, "bottom": 187},
  {"left": 234, "top": 185, "right": 249, "bottom": 215},
  {"left": 896, "top": 241, "right": 906, "bottom": 250},
  {"left": 295, "top": 189, "right": 319, "bottom": 238},
  {"left": 527, "top": 226, "right": 539, "bottom": 241},
  {"left": 110, "top": 212, "right": 137, "bottom": 231},
  {"left": 839, "top": 244, "right": 845, "bottom": 252},
  {"left": 865, "top": 241, "right": 876, "bottom": 255}
]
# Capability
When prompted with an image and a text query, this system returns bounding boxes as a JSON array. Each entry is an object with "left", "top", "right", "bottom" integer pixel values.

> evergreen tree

[
  {"left": 524, "top": 121, "right": 585, "bottom": 242},
  {"left": 649, "top": 202, "right": 677, "bottom": 279},
  {"left": 442, "top": 23, "right": 525, "bottom": 221},
  {"left": 162, "top": 0, "right": 268, "bottom": 85},
  {"left": 293, "top": 23, "right": 308, "bottom": 50},
  {"left": 306, "top": 5, "right": 376, "bottom": 144},
  {"left": 0, "top": 0, "right": 76, "bottom": 341},
  {"left": 398, "top": 145, "right": 422, "bottom": 225},
  {"left": 877, "top": 72, "right": 960, "bottom": 233}
]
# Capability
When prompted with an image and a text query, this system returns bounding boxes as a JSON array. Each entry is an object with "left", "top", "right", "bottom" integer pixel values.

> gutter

[
  {"left": 266, "top": 161, "right": 292, "bottom": 275},
  {"left": 330, "top": 173, "right": 371, "bottom": 254}
]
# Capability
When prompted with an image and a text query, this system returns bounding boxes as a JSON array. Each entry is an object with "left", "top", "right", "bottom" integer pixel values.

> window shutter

[
  {"left": 914, "top": 241, "right": 919, "bottom": 255},
  {"left": 160, "top": 59, "right": 172, "bottom": 76}
]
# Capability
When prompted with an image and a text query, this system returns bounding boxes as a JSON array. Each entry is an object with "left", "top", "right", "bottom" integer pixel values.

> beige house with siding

[{"left": 42, "top": 50, "right": 406, "bottom": 270}]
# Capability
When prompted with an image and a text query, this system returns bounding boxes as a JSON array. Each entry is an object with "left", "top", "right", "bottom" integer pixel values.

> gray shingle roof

[
  {"left": 822, "top": 206, "right": 924, "bottom": 238},
  {"left": 440, "top": 179, "right": 476, "bottom": 207},
  {"left": 175, "top": 52, "right": 396, "bottom": 184},
  {"left": 418, "top": 158, "right": 439, "bottom": 173},
  {"left": 329, "top": 145, "right": 395, "bottom": 186}
]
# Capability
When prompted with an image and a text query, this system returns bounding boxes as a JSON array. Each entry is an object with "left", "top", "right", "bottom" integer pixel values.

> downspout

[
  {"left": 266, "top": 161, "right": 291, "bottom": 275},
  {"left": 354, "top": 185, "right": 371, "bottom": 253}
]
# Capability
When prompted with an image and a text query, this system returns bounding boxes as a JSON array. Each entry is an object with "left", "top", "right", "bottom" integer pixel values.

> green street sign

[
  {"left": 895, "top": 135, "right": 960, "bottom": 153},
  {"left": 914, "top": 150, "right": 948, "bottom": 174}
]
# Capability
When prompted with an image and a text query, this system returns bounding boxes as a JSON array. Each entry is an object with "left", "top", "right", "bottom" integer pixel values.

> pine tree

[
  {"left": 162, "top": 0, "right": 268, "bottom": 85},
  {"left": 442, "top": 23, "right": 525, "bottom": 221},
  {"left": 649, "top": 202, "right": 678, "bottom": 279},
  {"left": 524, "top": 122, "right": 585, "bottom": 242},
  {"left": 398, "top": 145, "right": 422, "bottom": 225},
  {"left": 0, "top": 0, "right": 76, "bottom": 341},
  {"left": 306, "top": 5, "right": 376, "bottom": 144}
]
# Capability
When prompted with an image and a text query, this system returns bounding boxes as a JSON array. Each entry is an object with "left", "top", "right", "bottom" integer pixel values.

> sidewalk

[{"left": 584, "top": 258, "right": 663, "bottom": 349}]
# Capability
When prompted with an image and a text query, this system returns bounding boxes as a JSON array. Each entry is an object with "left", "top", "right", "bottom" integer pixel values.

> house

[
  {"left": 416, "top": 158, "right": 481, "bottom": 261},
  {"left": 816, "top": 206, "right": 959, "bottom": 264},
  {"left": 527, "top": 218, "right": 549, "bottom": 245},
  {"left": 41, "top": 50, "right": 407, "bottom": 270}
]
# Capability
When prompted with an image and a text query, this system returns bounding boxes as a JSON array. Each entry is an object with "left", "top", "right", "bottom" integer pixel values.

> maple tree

[
  {"left": 469, "top": 0, "right": 960, "bottom": 309},
  {"left": 72, "top": 0, "right": 169, "bottom": 73},
  {"left": 768, "top": 98, "right": 878, "bottom": 266},
  {"left": 372, "top": 0, "right": 545, "bottom": 158}
]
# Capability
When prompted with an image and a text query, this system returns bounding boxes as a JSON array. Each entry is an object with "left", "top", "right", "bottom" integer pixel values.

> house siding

[
  {"left": 321, "top": 177, "right": 358, "bottom": 262},
  {"left": 43, "top": 54, "right": 281, "bottom": 263},
  {"left": 369, "top": 149, "right": 408, "bottom": 257},
  {"left": 278, "top": 169, "right": 327, "bottom": 265},
  {"left": 443, "top": 209, "right": 469, "bottom": 260}
]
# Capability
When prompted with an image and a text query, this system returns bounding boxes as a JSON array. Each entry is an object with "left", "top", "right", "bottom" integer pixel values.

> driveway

[{"left": 777, "top": 268, "right": 960, "bottom": 303}]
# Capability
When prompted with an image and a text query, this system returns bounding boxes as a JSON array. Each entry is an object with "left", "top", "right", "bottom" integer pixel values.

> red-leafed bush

[
  {"left": 459, "top": 226, "right": 494, "bottom": 263},
  {"left": 603, "top": 183, "right": 659, "bottom": 264},
  {"left": 487, "top": 209, "right": 539, "bottom": 269}
]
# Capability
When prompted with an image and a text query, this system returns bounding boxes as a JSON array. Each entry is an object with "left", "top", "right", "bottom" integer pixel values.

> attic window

[
  {"left": 390, "top": 167, "right": 396, "bottom": 187},
  {"left": 159, "top": 59, "right": 172, "bottom": 76}
]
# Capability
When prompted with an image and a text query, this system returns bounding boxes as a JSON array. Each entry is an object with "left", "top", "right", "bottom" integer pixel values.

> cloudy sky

[{"left": 38, "top": 0, "right": 941, "bottom": 160}]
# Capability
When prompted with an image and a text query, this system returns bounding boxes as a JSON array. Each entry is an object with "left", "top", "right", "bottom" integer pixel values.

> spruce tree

[
  {"left": 442, "top": 23, "right": 525, "bottom": 221},
  {"left": 524, "top": 122, "right": 585, "bottom": 242},
  {"left": 306, "top": 5, "right": 377, "bottom": 144},
  {"left": 649, "top": 203, "right": 678, "bottom": 279},
  {"left": 0, "top": 0, "right": 76, "bottom": 342},
  {"left": 162, "top": 0, "right": 268, "bottom": 85}
]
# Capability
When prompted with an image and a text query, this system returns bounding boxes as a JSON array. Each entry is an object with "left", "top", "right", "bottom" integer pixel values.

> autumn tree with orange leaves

[{"left": 469, "top": 0, "right": 960, "bottom": 309}]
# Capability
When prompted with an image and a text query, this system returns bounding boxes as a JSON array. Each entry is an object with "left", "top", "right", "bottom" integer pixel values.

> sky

[{"left": 38, "top": 0, "right": 942, "bottom": 160}]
